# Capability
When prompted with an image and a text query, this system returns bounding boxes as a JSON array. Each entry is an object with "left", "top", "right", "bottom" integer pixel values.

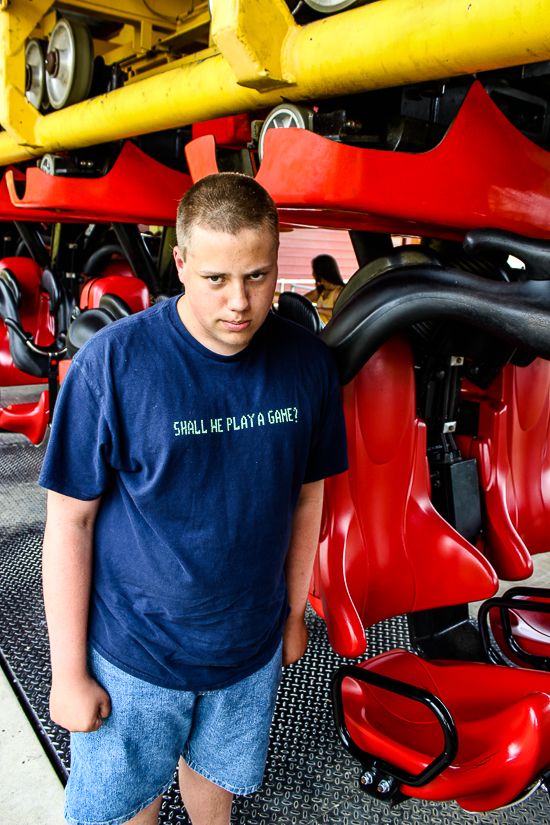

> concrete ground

[
  {"left": 1, "top": 386, "right": 65, "bottom": 824},
  {"left": 0, "top": 666, "right": 65, "bottom": 825},
  {"left": 470, "top": 548, "right": 550, "bottom": 615}
]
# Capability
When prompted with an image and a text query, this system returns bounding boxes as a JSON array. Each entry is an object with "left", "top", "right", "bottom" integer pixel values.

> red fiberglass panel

[
  {"left": 185, "top": 137, "right": 466, "bottom": 238},
  {"left": 316, "top": 335, "right": 497, "bottom": 658},
  {"left": 460, "top": 359, "right": 550, "bottom": 580},
  {"left": 185, "top": 135, "right": 218, "bottom": 183},
  {"left": 0, "top": 168, "right": 64, "bottom": 223},
  {"left": 256, "top": 82, "right": 550, "bottom": 241},
  {"left": 5, "top": 142, "right": 191, "bottom": 226},
  {"left": 342, "top": 650, "right": 550, "bottom": 811}
]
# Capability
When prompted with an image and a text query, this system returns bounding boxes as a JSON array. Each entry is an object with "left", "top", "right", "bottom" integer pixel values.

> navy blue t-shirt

[{"left": 39, "top": 298, "right": 348, "bottom": 690}]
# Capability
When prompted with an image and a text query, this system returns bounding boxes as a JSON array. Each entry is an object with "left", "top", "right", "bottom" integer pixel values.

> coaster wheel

[
  {"left": 303, "top": 0, "right": 370, "bottom": 12},
  {"left": 45, "top": 19, "right": 94, "bottom": 110},
  {"left": 25, "top": 39, "right": 46, "bottom": 111},
  {"left": 258, "top": 103, "right": 314, "bottom": 160}
]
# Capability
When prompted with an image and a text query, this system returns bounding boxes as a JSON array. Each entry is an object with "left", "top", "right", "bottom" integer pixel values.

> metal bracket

[{"left": 211, "top": 0, "right": 297, "bottom": 91}]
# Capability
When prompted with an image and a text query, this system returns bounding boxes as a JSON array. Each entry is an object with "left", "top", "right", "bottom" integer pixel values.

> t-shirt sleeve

[
  {"left": 38, "top": 359, "right": 113, "bottom": 501},
  {"left": 303, "top": 359, "right": 348, "bottom": 484}
]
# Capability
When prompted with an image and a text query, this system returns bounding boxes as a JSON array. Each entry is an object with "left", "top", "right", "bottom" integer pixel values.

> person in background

[{"left": 305, "top": 254, "right": 344, "bottom": 324}]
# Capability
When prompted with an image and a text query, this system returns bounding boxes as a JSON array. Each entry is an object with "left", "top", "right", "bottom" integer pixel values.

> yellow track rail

[{"left": 0, "top": 0, "right": 549, "bottom": 165}]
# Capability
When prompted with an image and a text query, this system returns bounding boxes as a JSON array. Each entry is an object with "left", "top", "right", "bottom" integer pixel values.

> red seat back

[
  {"left": 81, "top": 265, "right": 150, "bottom": 315},
  {"left": 458, "top": 359, "right": 550, "bottom": 580},
  {"left": 313, "top": 335, "right": 497, "bottom": 657}
]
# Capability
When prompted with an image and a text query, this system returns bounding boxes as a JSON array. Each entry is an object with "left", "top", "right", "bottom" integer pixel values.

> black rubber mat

[{"left": 1, "top": 430, "right": 550, "bottom": 824}]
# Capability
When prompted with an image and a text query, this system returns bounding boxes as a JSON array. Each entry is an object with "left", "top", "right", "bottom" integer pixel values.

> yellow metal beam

[
  {"left": 282, "top": 0, "right": 550, "bottom": 98},
  {"left": 0, "top": 0, "right": 548, "bottom": 163}
]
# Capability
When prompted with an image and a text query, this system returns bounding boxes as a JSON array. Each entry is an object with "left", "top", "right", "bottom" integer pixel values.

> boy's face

[{"left": 173, "top": 224, "right": 278, "bottom": 356}]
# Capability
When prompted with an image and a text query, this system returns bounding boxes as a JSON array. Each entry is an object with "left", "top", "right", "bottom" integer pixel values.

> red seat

[
  {"left": 315, "top": 335, "right": 550, "bottom": 811},
  {"left": 343, "top": 652, "right": 550, "bottom": 811},
  {"left": 0, "top": 258, "right": 53, "bottom": 445},
  {"left": 0, "top": 257, "right": 54, "bottom": 387},
  {"left": 81, "top": 262, "right": 150, "bottom": 315},
  {"left": 458, "top": 359, "right": 550, "bottom": 580},
  {"left": 311, "top": 335, "right": 497, "bottom": 657}
]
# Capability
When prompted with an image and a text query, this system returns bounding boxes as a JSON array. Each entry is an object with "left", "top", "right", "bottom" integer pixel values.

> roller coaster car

[
  {"left": 0, "top": 257, "right": 56, "bottom": 384},
  {"left": 297, "top": 213, "right": 550, "bottom": 810},
  {"left": 0, "top": 256, "right": 68, "bottom": 443},
  {"left": 0, "top": 137, "right": 187, "bottom": 442},
  {"left": 65, "top": 269, "right": 151, "bottom": 360},
  {"left": 416, "top": 229, "right": 550, "bottom": 673},
  {"left": 0, "top": 240, "right": 152, "bottom": 442},
  {"left": 313, "top": 332, "right": 550, "bottom": 812}
]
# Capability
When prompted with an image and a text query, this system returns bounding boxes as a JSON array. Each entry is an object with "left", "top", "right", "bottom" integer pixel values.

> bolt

[
  {"left": 360, "top": 771, "right": 374, "bottom": 785},
  {"left": 377, "top": 778, "right": 393, "bottom": 794},
  {"left": 435, "top": 369, "right": 445, "bottom": 380},
  {"left": 45, "top": 49, "right": 59, "bottom": 77}
]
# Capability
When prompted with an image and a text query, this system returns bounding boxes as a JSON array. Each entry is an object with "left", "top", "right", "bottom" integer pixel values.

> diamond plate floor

[{"left": 1, "top": 428, "right": 550, "bottom": 825}]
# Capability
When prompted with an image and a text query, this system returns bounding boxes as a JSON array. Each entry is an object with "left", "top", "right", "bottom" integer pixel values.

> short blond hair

[{"left": 176, "top": 173, "right": 279, "bottom": 260}]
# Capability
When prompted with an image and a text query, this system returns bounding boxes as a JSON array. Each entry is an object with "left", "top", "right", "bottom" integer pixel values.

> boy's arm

[
  {"left": 42, "top": 489, "right": 111, "bottom": 732},
  {"left": 282, "top": 479, "right": 324, "bottom": 666}
]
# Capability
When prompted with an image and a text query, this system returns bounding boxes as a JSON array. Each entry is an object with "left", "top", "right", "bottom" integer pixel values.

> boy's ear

[{"left": 173, "top": 246, "right": 185, "bottom": 282}]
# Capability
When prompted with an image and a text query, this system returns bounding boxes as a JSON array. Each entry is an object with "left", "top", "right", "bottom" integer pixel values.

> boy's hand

[
  {"left": 282, "top": 612, "right": 308, "bottom": 666},
  {"left": 50, "top": 673, "right": 111, "bottom": 732}
]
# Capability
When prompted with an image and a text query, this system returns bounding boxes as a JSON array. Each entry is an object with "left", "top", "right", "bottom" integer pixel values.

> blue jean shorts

[{"left": 64, "top": 642, "right": 282, "bottom": 825}]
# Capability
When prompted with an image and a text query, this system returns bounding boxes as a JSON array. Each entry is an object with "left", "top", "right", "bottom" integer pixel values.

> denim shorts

[{"left": 64, "top": 642, "right": 283, "bottom": 825}]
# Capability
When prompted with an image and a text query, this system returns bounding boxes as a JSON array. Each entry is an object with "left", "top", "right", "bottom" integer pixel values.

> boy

[{"left": 40, "top": 173, "right": 348, "bottom": 825}]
